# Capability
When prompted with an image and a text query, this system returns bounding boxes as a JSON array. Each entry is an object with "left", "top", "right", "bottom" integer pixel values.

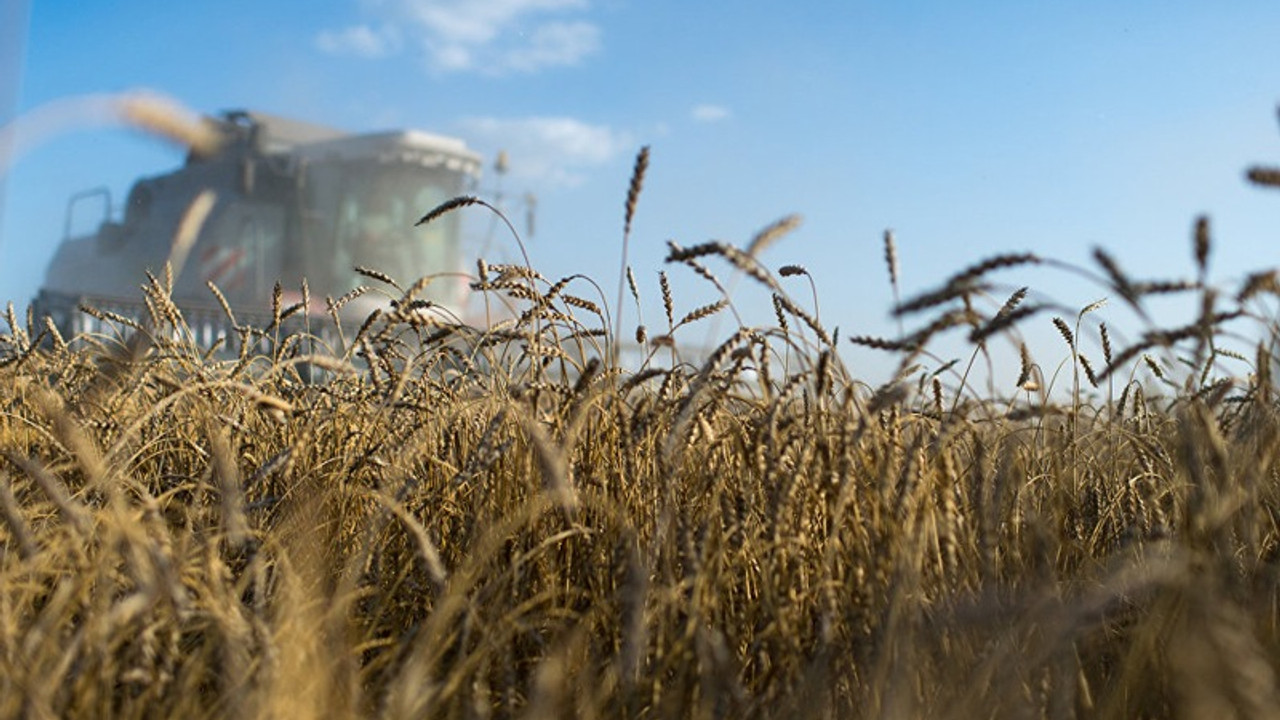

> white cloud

[
  {"left": 502, "top": 21, "right": 600, "bottom": 73},
  {"left": 315, "top": 24, "right": 399, "bottom": 58},
  {"left": 460, "top": 115, "right": 631, "bottom": 187},
  {"left": 691, "top": 104, "right": 731, "bottom": 123},
  {"left": 319, "top": 0, "right": 600, "bottom": 74}
]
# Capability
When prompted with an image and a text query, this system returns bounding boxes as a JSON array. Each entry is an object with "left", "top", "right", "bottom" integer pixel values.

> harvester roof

[
  {"left": 293, "top": 129, "right": 483, "bottom": 175},
  {"left": 217, "top": 109, "right": 484, "bottom": 175}
]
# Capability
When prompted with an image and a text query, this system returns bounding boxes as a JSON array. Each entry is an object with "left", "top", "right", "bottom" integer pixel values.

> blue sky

[{"left": 4, "top": 1, "right": 1280, "bottom": 386}]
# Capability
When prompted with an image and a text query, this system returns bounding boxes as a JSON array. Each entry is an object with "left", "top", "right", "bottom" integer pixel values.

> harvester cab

[{"left": 35, "top": 109, "right": 483, "bottom": 341}]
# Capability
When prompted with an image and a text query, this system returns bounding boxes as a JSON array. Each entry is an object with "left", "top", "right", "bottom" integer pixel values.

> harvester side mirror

[
  {"left": 525, "top": 192, "right": 537, "bottom": 238},
  {"left": 63, "top": 187, "right": 112, "bottom": 243}
]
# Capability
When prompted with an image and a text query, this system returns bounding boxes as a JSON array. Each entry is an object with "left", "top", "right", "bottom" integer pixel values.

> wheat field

[{"left": 3, "top": 142, "right": 1280, "bottom": 719}]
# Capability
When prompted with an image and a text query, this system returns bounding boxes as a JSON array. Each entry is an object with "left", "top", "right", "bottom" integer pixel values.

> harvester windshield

[
  {"left": 294, "top": 126, "right": 481, "bottom": 312},
  {"left": 330, "top": 165, "right": 453, "bottom": 297}
]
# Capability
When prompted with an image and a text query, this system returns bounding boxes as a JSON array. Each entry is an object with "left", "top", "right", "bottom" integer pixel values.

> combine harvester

[{"left": 34, "top": 109, "right": 486, "bottom": 350}]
